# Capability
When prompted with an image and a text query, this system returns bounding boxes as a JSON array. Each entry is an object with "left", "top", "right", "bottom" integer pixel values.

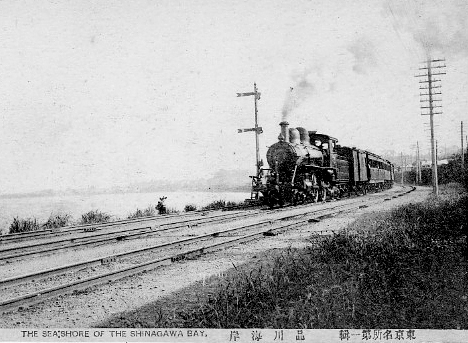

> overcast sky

[{"left": 0, "top": 0, "right": 467, "bottom": 193}]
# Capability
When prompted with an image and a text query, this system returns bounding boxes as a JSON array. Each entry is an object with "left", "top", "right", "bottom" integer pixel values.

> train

[{"left": 252, "top": 121, "right": 394, "bottom": 207}]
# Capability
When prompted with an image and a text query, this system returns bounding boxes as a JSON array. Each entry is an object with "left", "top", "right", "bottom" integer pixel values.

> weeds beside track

[{"left": 172, "top": 185, "right": 466, "bottom": 329}]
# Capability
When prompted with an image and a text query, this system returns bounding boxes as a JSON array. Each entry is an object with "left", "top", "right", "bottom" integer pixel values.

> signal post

[{"left": 237, "top": 83, "right": 263, "bottom": 200}]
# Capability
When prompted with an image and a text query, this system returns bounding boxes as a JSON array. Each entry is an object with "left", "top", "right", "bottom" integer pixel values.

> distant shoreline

[{"left": 0, "top": 187, "right": 251, "bottom": 200}]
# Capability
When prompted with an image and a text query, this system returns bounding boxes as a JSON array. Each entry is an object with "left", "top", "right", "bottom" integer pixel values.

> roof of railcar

[
  {"left": 366, "top": 151, "right": 393, "bottom": 166},
  {"left": 366, "top": 151, "right": 385, "bottom": 162}
]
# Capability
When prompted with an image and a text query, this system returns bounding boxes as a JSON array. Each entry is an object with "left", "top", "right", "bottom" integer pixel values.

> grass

[
  {"left": 42, "top": 213, "right": 72, "bottom": 229},
  {"left": 80, "top": 210, "right": 111, "bottom": 224},
  {"left": 201, "top": 200, "right": 244, "bottom": 211},
  {"left": 9, "top": 217, "right": 41, "bottom": 234},
  {"left": 3, "top": 196, "right": 247, "bottom": 235},
  {"left": 127, "top": 205, "right": 156, "bottom": 219},
  {"left": 225, "top": 200, "right": 244, "bottom": 208},
  {"left": 3, "top": 201, "right": 182, "bottom": 235},
  {"left": 172, "top": 186, "right": 468, "bottom": 328},
  {"left": 9, "top": 213, "right": 72, "bottom": 234}
]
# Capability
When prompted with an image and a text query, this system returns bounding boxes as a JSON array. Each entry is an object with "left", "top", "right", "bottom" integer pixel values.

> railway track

[
  {"left": 0, "top": 210, "right": 260, "bottom": 262},
  {"left": 0, "top": 210, "right": 217, "bottom": 245},
  {"left": 0, "top": 185, "right": 414, "bottom": 313}
]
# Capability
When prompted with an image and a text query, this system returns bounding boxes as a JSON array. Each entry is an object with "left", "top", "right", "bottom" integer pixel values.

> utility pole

[
  {"left": 416, "top": 141, "right": 421, "bottom": 184},
  {"left": 404, "top": 156, "right": 407, "bottom": 185},
  {"left": 400, "top": 152, "right": 404, "bottom": 186},
  {"left": 416, "top": 58, "right": 446, "bottom": 196},
  {"left": 462, "top": 121, "right": 465, "bottom": 174},
  {"left": 418, "top": 143, "right": 422, "bottom": 183}
]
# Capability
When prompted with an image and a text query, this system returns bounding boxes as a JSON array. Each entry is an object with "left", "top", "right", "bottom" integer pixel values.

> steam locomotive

[{"left": 253, "top": 121, "right": 394, "bottom": 207}]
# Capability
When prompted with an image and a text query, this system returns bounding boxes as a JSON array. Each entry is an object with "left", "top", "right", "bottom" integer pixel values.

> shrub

[
  {"left": 128, "top": 209, "right": 144, "bottom": 219},
  {"left": 166, "top": 207, "right": 179, "bottom": 214},
  {"left": 128, "top": 205, "right": 156, "bottom": 219},
  {"left": 80, "top": 210, "right": 111, "bottom": 224},
  {"left": 156, "top": 196, "right": 167, "bottom": 214},
  {"left": 201, "top": 200, "right": 244, "bottom": 211},
  {"left": 201, "top": 200, "right": 226, "bottom": 211},
  {"left": 43, "top": 213, "right": 72, "bottom": 229},
  {"left": 9, "top": 217, "right": 41, "bottom": 234},
  {"left": 184, "top": 204, "right": 197, "bottom": 212},
  {"left": 226, "top": 200, "right": 243, "bottom": 208}
]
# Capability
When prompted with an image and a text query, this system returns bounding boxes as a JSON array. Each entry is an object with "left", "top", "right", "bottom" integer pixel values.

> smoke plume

[
  {"left": 347, "top": 37, "right": 377, "bottom": 75},
  {"left": 281, "top": 70, "right": 315, "bottom": 121}
]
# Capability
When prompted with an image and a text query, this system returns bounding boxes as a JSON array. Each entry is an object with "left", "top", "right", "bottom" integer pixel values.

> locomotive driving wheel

[
  {"left": 319, "top": 187, "right": 327, "bottom": 202},
  {"left": 319, "top": 181, "right": 329, "bottom": 202},
  {"left": 309, "top": 188, "right": 319, "bottom": 203},
  {"left": 266, "top": 188, "right": 282, "bottom": 208},
  {"left": 308, "top": 174, "right": 319, "bottom": 203},
  {"left": 290, "top": 190, "right": 299, "bottom": 206}
]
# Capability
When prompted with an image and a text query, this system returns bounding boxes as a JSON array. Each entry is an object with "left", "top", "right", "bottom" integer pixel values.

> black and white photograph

[{"left": 0, "top": 0, "right": 467, "bottom": 341}]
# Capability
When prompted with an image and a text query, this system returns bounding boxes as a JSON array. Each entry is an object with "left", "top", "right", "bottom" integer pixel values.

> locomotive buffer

[{"left": 237, "top": 83, "right": 263, "bottom": 201}]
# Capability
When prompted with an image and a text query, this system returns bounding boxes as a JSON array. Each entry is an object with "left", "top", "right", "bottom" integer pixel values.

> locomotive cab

[{"left": 308, "top": 132, "right": 338, "bottom": 168}]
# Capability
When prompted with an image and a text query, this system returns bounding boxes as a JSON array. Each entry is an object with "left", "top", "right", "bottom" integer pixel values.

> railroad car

[{"left": 253, "top": 121, "right": 394, "bottom": 207}]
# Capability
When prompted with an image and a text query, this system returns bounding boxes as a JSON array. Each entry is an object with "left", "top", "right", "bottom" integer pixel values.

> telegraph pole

[
  {"left": 400, "top": 152, "right": 404, "bottom": 185},
  {"left": 404, "top": 156, "right": 407, "bottom": 185},
  {"left": 416, "top": 58, "right": 446, "bottom": 196},
  {"left": 462, "top": 121, "right": 465, "bottom": 173},
  {"left": 416, "top": 141, "right": 421, "bottom": 184}
]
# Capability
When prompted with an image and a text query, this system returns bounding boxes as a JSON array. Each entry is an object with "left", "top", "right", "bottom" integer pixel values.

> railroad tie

[{"left": 101, "top": 256, "right": 117, "bottom": 264}]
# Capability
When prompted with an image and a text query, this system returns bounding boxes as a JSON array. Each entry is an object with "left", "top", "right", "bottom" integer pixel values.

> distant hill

[
  {"left": 206, "top": 169, "right": 252, "bottom": 191},
  {"left": 0, "top": 169, "right": 253, "bottom": 198},
  {"left": 126, "top": 169, "right": 252, "bottom": 193},
  {"left": 380, "top": 145, "right": 462, "bottom": 167}
]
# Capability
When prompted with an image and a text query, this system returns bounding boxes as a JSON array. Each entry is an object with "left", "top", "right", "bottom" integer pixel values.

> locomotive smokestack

[{"left": 279, "top": 121, "right": 289, "bottom": 142}]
